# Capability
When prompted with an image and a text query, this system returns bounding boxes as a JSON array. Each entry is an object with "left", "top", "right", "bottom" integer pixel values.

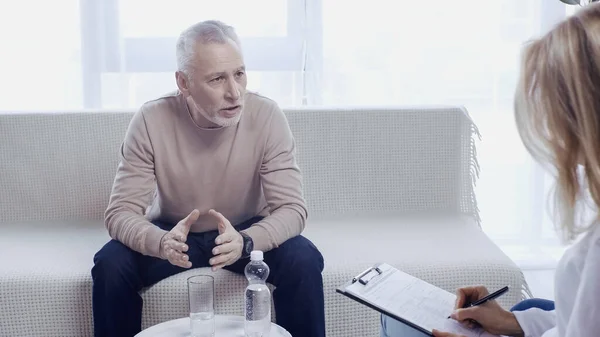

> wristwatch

[{"left": 239, "top": 231, "right": 254, "bottom": 258}]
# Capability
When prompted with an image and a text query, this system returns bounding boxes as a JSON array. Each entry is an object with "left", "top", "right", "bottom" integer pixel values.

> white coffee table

[{"left": 135, "top": 314, "right": 291, "bottom": 337}]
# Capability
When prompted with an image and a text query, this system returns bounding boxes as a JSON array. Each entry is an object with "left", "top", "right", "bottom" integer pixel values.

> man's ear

[{"left": 175, "top": 71, "right": 190, "bottom": 96}]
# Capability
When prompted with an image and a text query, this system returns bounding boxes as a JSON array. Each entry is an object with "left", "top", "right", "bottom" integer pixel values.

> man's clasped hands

[{"left": 159, "top": 209, "right": 244, "bottom": 271}]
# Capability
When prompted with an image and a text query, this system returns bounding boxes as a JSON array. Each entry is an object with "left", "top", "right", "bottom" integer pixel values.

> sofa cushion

[
  {"left": 0, "top": 215, "right": 526, "bottom": 337},
  {"left": 304, "top": 214, "right": 527, "bottom": 336},
  {"left": 0, "top": 221, "right": 258, "bottom": 336}
]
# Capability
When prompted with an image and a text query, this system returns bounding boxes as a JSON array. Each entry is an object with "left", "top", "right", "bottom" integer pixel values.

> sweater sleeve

[
  {"left": 104, "top": 108, "right": 168, "bottom": 257},
  {"left": 241, "top": 106, "right": 308, "bottom": 252}
]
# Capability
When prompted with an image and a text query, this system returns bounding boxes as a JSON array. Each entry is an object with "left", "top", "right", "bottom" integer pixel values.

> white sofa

[{"left": 0, "top": 107, "right": 531, "bottom": 337}]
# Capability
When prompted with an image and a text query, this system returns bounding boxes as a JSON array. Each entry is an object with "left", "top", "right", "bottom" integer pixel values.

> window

[
  {"left": 0, "top": 0, "right": 579, "bottom": 264},
  {"left": 0, "top": 0, "right": 83, "bottom": 111},
  {"left": 80, "top": 0, "right": 313, "bottom": 109},
  {"left": 308, "top": 0, "right": 573, "bottom": 255},
  {"left": 0, "top": 0, "right": 315, "bottom": 111}
]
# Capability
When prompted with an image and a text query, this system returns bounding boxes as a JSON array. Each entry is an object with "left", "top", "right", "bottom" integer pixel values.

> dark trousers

[{"left": 91, "top": 216, "right": 326, "bottom": 337}]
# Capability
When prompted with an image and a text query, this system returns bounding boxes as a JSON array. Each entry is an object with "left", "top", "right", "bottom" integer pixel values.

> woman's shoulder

[{"left": 556, "top": 223, "right": 600, "bottom": 280}]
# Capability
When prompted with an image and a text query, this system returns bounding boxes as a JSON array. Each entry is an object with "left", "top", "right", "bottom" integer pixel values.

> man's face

[{"left": 177, "top": 39, "right": 247, "bottom": 128}]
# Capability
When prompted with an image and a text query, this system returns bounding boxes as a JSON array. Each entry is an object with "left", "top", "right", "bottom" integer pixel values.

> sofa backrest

[
  {"left": 1, "top": 112, "right": 132, "bottom": 223},
  {"left": 285, "top": 107, "right": 479, "bottom": 222},
  {"left": 0, "top": 107, "right": 479, "bottom": 223}
]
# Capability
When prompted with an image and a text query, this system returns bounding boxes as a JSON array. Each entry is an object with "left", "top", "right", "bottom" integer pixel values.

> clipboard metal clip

[{"left": 352, "top": 265, "right": 383, "bottom": 285}]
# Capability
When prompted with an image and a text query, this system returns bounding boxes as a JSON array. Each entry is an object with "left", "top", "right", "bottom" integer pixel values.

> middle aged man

[{"left": 91, "top": 20, "right": 326, "bottom": 337}]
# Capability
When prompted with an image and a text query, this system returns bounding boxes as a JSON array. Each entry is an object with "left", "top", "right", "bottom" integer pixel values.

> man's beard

[
  {"left": 190, "top": 98, "right": 242, "bottom": 128},
  {"left": 205, "top": 109, "right": 242, "bottom": 127}
]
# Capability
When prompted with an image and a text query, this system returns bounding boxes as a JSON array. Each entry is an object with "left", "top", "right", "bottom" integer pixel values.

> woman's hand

[
  {"left": 432, "top": 329, "right": 466, "bottom": 337},
  {"left": 449, "top": 286, "right": 524, "bottom": 337}
]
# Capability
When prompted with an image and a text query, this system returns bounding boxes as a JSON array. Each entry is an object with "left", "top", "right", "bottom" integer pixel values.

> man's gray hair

[{"left": 176, "top": 20, "right": 241, "bottom": 75}]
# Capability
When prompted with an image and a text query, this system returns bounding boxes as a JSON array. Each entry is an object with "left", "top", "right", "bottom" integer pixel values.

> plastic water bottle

[{"left": 244, "top": 250, "right": 271, "bottom": 337}]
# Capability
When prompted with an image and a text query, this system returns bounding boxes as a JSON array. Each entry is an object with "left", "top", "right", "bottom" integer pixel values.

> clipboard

[
  {"left": 336, "top": 263, "right": 434, "bottom": 336},
  {"left": 336, "top": 263, "right": 500, "bottom": 337}
]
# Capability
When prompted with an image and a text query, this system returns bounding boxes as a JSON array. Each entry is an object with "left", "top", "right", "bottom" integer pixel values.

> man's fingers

[
  {"left": 174, "top": 259, "right": 192, "bottom": 269},
  {"left": 208, "top": 209, "right": 235, "bottom": 236},
  {"left": 170, "top": 209, "right": 200, "bottom": 242},
  {"left": 186, "top": 209, "right": 201, "bottom": 224},
  {"left": 166, "top": 239, "right": 188, "bottom": 253},
  {"left": 217, "top": 221, "right": 227, "bottom": 234},
  {"left": 169, "top": 251, "right": 191, "bottom": 268},
  {"left": 211, "top": 263, "right": 226, "bottom": 271},
  {"left": 209, "top": 253, "right": 227, "bottom": 266},
  {"left": 208, "top": 209, "right": 232, "bottom": 226},
  {"left": 168, "top": 249, "right": 188, "bottom": 262},
  {"left": 178, "top": 209, "right": 200, "bottom": 237},
  {"left": 208, "top": 208, "right": 224, "bottom": 220},
  {"left": 215, "top": 232, "right": 235, "bottom": 246},
  {"left": 209, "top": 251, "right": 234, "bottom": 266},
  {"left": 212, "top": 241, "right": 237, "bottom": 256},
  {"left": 166, "top": 247, "right": 189, "bottom": 263}
]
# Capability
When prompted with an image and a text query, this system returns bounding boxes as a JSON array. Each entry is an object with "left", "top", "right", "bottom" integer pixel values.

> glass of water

[{"left": 188, "top": 275, "right": 215, "bottom": 337}]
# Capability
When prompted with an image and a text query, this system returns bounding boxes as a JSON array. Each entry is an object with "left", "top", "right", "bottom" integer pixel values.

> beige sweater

[{"left": 104, "top": 91, "right": 307, "bottom": 258}]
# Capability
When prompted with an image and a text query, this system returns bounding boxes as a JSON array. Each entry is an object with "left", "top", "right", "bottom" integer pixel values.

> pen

[{"left": 447, "top": 286, "right": 509, "bottom": 318}]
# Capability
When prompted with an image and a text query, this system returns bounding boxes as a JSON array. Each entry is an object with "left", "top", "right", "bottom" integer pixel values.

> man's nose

[{"left": 225, "top": 80, "right": 240, "bottom": 101}]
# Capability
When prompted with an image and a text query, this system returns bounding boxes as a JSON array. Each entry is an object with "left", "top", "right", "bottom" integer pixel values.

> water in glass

[{"left": 190, "top": 311, "right": 215, "bottom": 337}]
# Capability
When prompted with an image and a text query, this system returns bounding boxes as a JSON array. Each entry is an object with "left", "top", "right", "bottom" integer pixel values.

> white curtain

[{"left": 0, "top": 0, "right": 578, "bottom": 266}]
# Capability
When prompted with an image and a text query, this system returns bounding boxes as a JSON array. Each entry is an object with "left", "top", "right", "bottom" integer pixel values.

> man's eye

[
  {"left": 211, "top": 77, "right": 223, "bottom": 83},
  {"left": 236, "top": 71, "right": 245, "bottom": 77}
]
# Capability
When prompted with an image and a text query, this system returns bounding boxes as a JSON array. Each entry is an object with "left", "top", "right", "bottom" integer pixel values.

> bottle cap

[{"left": 250, "top": 250, "right": 263, "bottom": 261}]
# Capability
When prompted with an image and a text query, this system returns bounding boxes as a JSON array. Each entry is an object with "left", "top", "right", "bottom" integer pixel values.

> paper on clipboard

[{"left": 337, "top": 263, "right": 500, "bottom": 337}]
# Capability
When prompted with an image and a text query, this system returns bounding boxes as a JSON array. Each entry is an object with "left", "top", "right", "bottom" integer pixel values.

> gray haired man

[{"left": 91, "top": 20, "right": 325, "bottom": 337}]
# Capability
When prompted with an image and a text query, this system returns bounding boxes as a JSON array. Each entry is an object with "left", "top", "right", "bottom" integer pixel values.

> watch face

[{"left": 243, "top": 234, "right": 253, "bottom": 256}]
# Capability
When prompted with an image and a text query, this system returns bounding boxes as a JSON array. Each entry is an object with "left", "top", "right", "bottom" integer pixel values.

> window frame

[{"left": 79, "top": 0, "right": 322, "bottom": 108}]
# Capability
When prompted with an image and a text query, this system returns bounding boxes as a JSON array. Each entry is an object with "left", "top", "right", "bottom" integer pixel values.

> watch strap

[{"left": 239, "top": 231, "right": 253, "bottom": 258}]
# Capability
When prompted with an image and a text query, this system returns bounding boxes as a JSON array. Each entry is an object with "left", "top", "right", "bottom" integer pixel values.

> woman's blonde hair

[{"left": 515, "top": 3, "right": 600, "bottom": 243}]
